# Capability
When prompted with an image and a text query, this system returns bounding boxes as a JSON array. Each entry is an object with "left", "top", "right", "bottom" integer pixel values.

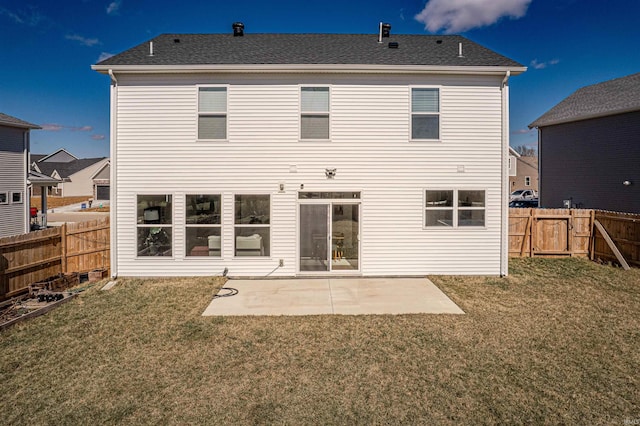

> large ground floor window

[
  {"left": 136, "top": 194, "right": 173, "bottom": 256},
  {"left": 185, "top": 194, "right": 221, "bottom": 257},
  {"left": 234, "top": 194, "right": 270, "bottom": 256}
]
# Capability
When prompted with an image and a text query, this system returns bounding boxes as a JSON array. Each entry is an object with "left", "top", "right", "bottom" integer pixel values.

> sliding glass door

[{"left": 299, "top": 202, "right": 359, "bottom": 273}]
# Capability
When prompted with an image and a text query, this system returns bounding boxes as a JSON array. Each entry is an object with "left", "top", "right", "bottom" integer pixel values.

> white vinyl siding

[
  {"left": 198, "top": 87, "right": 227, "bottom": 140},
  {"left": 112, "top": 73, "right": 504, "bottom": 276},
  {"left": 0, "top": 125, "right": 28, "bottom": 237}
]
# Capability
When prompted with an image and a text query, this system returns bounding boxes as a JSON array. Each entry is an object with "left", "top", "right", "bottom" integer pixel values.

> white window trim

[
  {"left": 410, "top": 86, "right": 441, "bottom": 142},
  {"left": 299, "top": 85, "right": 331, "bottom": 142},
  {"left": 196, "top": 84, "right": 229, "bottom": 142},
  {"left": 135, "top": 194, "right": 174, "bottom": 258},
  {"left": 184, "top": 194, "right": 223, "bottom": 258},
  {"left": 11, "top": 191, "right": 23, "bottom": 204},
  {"left": 423, "top": 188, "right": 487, "bottom": 229},
  {"left": 0, "top": 192, "right": 8, "bottom": 204},
  {"left": 233, "top": 193, "right": 272, "bottom": 258}
]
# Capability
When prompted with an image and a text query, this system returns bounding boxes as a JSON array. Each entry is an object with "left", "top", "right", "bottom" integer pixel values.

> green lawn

[{"left": 1, "top": 258, "right": 639, "bottom": 424}]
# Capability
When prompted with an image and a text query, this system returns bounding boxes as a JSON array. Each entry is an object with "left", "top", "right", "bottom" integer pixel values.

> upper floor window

[
  {"left": 11, "top": 191, "right": 23, "bottom": 204},
  {"left": 198, "top": 87, "right": 227, "bottom": 140},
  {"left": 301, "top": 87, "right": 330, "bottom": 140},
  {"left": 0, "top": 192, "right": 8, "bottom": 204},
  {"left": 411, "top": 88, "right": 440, "bottom": 140}
]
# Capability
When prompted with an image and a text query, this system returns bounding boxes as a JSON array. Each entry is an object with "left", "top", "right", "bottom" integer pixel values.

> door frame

[{"left": 297, "top": 196, "right": 361, "bottom": 275}]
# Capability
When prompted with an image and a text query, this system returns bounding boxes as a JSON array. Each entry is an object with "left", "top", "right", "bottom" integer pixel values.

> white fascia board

[{"left": 92, "top": 63, "right": 527, "bottom": 76}]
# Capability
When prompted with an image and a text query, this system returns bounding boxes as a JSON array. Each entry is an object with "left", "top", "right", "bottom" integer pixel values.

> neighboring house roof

[
  {"left": 529, "top": 72, "right": 640, "bottom": 128},
  {"left": 28, "top": 170, "right": 61, "bottom": 186},
  {"left": 94, "top": 33, "right": 524, "bottom": 71},
  {"left": 0, "top": 112, "right": 41, "bottom": 129},
  {"left": 37, "top": 148, "right": 78, "bottom": 163},
  {"left": 31, "top": 154, "right": 47, "bottom": 163},
  {"left": 35, "top": 157, "right": 107, "bottom": 179}
]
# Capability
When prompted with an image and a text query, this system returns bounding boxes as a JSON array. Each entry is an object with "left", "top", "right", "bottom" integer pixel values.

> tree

[{"left": 513, "top": 145, "right": 536, "bottom": 157}]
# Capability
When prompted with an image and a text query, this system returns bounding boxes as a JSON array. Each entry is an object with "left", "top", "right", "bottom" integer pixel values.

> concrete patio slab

[{"left": 202, "top": 277, "right": 464, "bottom": 316}]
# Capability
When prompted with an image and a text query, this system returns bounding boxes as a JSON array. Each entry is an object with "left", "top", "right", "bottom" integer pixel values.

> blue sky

[{"left": 1, "top": 0, "right": 639, "bottom": 158}]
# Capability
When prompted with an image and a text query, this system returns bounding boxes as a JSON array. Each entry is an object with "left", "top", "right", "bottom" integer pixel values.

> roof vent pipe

[
  {"left": 378, "top": 22, "right": 391, "bottom": 43},
  {"left": 458, "top": 42, "right": 463, "bottom": 58},
  {"left": 233, "top": 22, "right": 244, "bottom": 37},
  {"left": 149, "top": 41, "right": 154, "bottom": 56}
]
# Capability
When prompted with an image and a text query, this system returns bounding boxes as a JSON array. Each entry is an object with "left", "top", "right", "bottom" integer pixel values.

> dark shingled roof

[
  {"left": 36, "top": 158, "right": 107, "bottom": 179},
  {"left": 96, "top": 33, "right": 523, "bottom": 68},
  {"left": 0, "top": 112, "right": 40, "bottom": 129},
  {"left": 529, "top": 73, "right": 640, "bottom": 128}
]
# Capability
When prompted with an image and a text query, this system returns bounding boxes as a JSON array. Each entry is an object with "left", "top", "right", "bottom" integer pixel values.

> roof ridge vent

[{"left": 233, "top": 22, "right": 244, "bottom": 37}]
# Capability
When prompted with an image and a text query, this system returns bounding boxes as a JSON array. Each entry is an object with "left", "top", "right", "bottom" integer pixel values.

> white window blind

[
  {"left": 301, "top": 87, "right": 329, "bottom": 111},
  {"left": 412, "top": 88, "right": 439, "bottom": 112},
  {"left": 199, "top": 87, "right": 227, "bottom": 112}
]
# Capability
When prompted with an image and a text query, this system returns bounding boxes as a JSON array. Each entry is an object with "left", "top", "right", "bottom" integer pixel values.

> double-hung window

[
  {"left": 136, "top": 195, "right": 173, "bottom": 256},
  {"left": 301, "top": 87, "right": 330, "bottom": 140},
  {"left": 411, "top": 88, "right": 440, "bottom": 140},
  {"left": 425, "top": 189, "right": 485, "bottom": 227},
  {"left": 198, "top": 87, "right": 227, "bottom": 140},
  {"left": 185, "top": 194, "right": 222, "bottom": 257},
  {"left": 0, "top": 192, "right": 8, "bottom": 204}
]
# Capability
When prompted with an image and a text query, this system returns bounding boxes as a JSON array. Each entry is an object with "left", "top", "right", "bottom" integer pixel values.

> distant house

[
  {"left": 31, "top": 149, "right": 110, "bottom": 200},
  {"left": 92, "top": 27, "right": 526, "bottom": 278},
  {"left": 529, "top": 73, "right": 639, "bottom": 212},
  {"left": 508, "top": 147, "right": 538, "bottom": 193},
  {"left": 0, "top": 113, "right": 39, "bottom": 237}
]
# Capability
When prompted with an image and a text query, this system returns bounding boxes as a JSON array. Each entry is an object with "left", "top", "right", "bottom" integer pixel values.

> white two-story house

[{"left": 92, "top": 24, "right": 525, "bottom": 278}]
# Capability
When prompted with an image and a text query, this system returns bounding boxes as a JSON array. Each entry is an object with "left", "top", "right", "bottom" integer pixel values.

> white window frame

[
  {"left": 525, "top": 176, "right": 531, "bottom": 186},
  {"left": 185, "top": 194, "right": 222, "bottom": 258},
  {"left": 410, "top": 86, "right": 441, "bottom": 141},
  {"left": 136, "top": 194, "right": 174, "bottom": 258},
  {"left": 300, "top": 85, "right": 331, "bottom": 141},
  {"left": 233, "top": 193, "right": 271, "bottom": 257},
  {"left": 0, "top": 192, "right": 8, "bottom": 204},
  {"left": 424, "top": 189, "right": 486, "bottom": 229},
  {"left": 197, "top": 85, "right": 228, "bottom": 141},
  {"left": 11, "top": 191, "right": 23, "bottom": 204}
]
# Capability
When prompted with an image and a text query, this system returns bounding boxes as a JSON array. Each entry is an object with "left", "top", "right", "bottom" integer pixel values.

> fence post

[
  {"left": 60, "top": 223, "right": 67, "bottom": 275},
  {"left": 589, "top": 210, "right": 595, "bottom": 261}
]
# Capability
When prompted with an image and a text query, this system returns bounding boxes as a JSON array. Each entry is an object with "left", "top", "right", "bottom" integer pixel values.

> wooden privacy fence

[
  {"left": 509, "top": 208, "right": 640, "bottom": 268},
  {"left": 0, "top": 217, "right": 110, "bottom": 301}
]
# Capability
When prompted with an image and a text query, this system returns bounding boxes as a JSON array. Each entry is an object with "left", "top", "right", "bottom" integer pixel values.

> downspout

[
  {"left": 109, "top": 69, "right": 118, "bottom": 279},
  {"left": 500, "top": 70, "right": 510, "bottom": 277},
  {"left": 24, "top": 130, "right": 30, "bottom": 233}
]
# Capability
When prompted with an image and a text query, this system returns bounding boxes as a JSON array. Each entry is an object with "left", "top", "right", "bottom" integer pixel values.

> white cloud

[
  {"left": 512, "top": 128, "right": 534, "bottom": 135},
  {"left": 66, "top": 33, "right": 100, "bottom": 47},
  {"left": 41, "top": 123, "right": 63, "bottom": 131},
  {"left": 92, "top": 134, "right": 106, "bottom": 141},
  {"left": 97, "top": 52, "right": 114, "bottom": 62},
  {"left": 42, "top": 123, "right": 94, "bottom": 132},
  {"left": 415, "top": 0, "right": 532, "bottom": 33},
  {"left": 0, "top": 6, "right": 45, "bottom": 26},
  {"left": 107, "top": 1, "right": 122, "bottom": 15},
  {"left": 530, "top": 58, "right": 560, "bottom": 69}
]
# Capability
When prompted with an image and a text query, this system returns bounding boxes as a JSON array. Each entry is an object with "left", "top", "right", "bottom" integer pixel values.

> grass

[{"left": 1, "top": 258, "right": 639, "bottom": 424}]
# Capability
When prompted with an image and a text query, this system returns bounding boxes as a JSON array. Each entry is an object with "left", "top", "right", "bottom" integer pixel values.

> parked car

[
  {"left": 509, "top": 199, "right": 539, "bottom": 208},
  {"left": 510, "top": 189, "right": 538, "bottom": 201}
]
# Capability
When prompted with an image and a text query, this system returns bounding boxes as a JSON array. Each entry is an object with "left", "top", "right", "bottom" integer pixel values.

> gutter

[
  {"left": 500, "top": 70, "right": 511, "bottom": 277},
  {"left": 109, "top": 69, "right": 118, "bottom": 280},
  {"left": 92, "top": 63, "right": 528, "bottom": 76}
]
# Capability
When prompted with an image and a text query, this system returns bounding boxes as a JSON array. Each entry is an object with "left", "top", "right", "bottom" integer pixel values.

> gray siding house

[
  {"left": 0, "top": 113, "right": 40, "bottom": 238},
  {"left": 529, "top": 73, "right": 640, "bottom": 213}
]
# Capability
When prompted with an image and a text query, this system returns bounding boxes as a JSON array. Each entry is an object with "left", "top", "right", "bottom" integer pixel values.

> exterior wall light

[{"left": 623, "top": 180, "right": 632, "bottom": 186}]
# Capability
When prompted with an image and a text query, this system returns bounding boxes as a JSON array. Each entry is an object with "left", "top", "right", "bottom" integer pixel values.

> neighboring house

[
  {"left": 31, "top": 149, "right": 110, "bottom": 199},
  {"left": 92, "top": 25, "right": 525, "bottom": 278},
  {"left": 529, "top": 73, "right": 639, "bottom": 212},
  {"left": 0, "top": 113, "right": 39, "bottom": 238},
  {"left": 508, "top": 147, "right": 538, "bottom": 194}
]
